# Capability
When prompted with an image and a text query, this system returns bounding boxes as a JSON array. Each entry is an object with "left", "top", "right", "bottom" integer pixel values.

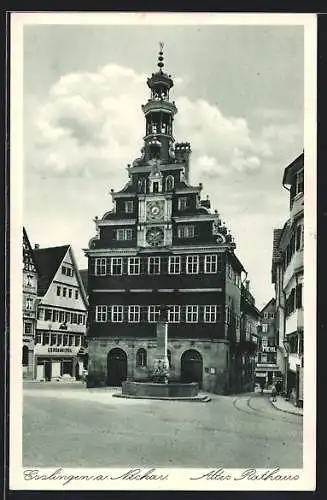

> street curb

[
  {"left": 269, "top": 398, "right": 303, "bottom": 417},
  {"left": 113, "top": 393, "right": 211, "bottom": 402}
]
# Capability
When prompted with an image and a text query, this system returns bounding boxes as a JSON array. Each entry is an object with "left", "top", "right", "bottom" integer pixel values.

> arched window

[
  {"left": 22, "top": 345, "right": 29, "bottom": 366},
  {"left": 167, "top": 349, "right": 172, "bottom": 368},
  {"left": 165, "top": 175, "right": 174, "bottom": 192},
  {"left": 136, "top": 348, "right": 147, "bottom": 367}
]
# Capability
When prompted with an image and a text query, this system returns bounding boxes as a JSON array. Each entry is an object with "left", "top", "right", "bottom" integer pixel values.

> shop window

[{"left": 136, "top": 348, "right": 147, "bottom": 367}]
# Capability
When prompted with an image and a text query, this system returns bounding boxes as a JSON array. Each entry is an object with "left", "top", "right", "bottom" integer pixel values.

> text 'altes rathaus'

[{"left": 84, "top": 46, "right": 260, "bottom": 394}]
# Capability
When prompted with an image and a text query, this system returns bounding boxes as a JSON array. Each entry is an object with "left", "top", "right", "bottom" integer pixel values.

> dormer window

[
  {"left": 178, "top": 197, "right": 188, "bottom": 211},
  {"left": 124, "top": 200, "right": 134, "bottom": 213}
]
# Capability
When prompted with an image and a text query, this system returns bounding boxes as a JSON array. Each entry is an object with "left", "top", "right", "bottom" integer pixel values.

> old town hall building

[{"left": 84, "top": 47, "right": 258, "bottom": 394}]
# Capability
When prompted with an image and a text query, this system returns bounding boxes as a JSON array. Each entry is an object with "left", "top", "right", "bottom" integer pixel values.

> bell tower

[{"left": 141, "top": 43, "right": 178, "bottom": 164}]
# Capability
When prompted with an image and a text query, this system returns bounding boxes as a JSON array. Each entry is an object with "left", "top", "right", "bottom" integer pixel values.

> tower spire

[{"left": 158, "top": 42, "right": 164, "bottom": 72}]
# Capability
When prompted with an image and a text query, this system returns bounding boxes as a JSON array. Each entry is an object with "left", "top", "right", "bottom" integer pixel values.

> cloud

[{"left": 25, "top": 62, "right": 300, "bottom": 184}]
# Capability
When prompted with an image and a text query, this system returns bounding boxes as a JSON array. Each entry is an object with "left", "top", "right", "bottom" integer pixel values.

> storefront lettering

[{"left": 48, "top": 347, "right": 73, "bottom": 353}]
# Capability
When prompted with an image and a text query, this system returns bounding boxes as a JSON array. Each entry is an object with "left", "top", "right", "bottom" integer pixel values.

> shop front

[{"left": 34, "top": 344, "right": 83, "bottom": 381}]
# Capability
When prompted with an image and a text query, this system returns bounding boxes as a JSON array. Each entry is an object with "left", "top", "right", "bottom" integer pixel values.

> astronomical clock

[{"left": 146, "top": 200, "right": 165, "bottom": 221}]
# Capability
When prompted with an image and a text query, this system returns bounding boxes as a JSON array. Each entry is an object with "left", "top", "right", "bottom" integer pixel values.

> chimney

[
  {"left": 34, "top": 244, "right": 40, "bottom": 250},
  {"left": 245, "top": 280, "right": 250, "bottom": 291}
]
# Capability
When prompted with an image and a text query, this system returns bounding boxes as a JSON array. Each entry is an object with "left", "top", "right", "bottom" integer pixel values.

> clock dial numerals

[
  {"left": 146, "top": 200, "right": 164, "bottom": 220},
  {"left": 146, "top": 227, "right": 164, "bottom": 247}
]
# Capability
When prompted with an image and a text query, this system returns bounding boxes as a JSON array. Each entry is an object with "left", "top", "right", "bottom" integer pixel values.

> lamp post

[{"left": 283, "top": 337, "right": 290, "bottom": 396}]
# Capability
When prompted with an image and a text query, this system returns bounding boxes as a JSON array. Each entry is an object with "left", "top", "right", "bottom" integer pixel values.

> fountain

[{"left": 119, "top": 306, "right": 206, "bottom": 400}]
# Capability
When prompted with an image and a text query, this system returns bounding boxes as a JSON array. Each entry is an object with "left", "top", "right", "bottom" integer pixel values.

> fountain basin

[{"left": 122, "top": 380, "right": 199, "bottom": 398}]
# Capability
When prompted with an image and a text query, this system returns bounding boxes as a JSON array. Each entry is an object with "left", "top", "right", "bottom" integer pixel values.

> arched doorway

[
  {"left": 181, "top": 349, "right": 203, "bottom": 388},
  {"left": 107, "top": 348, "right": 127, "bottom": 386}
]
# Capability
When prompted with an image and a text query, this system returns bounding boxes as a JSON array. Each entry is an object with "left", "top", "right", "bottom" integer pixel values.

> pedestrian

[
  {"left": 260, "top": 381, "right": 265, "bottom": 395},
  {"left": 271, "top": 383, "right": 277, "bottom": 402}
]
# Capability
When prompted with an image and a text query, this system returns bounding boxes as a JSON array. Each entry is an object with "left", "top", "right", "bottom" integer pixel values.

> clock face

[
  {"left": 146, "top": 200, "right": 164, "bottom": 221},
  {"left": 146, "top": 227, "right": 164, "bottom": 247}
]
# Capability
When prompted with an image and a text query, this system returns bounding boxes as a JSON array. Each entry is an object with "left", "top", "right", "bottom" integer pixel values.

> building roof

[
  {"left": 23, "top": 227, "right": 39, "bottom": 272},
  {"left": 282, "top": 151, "right": 304, "bottom": 186},
  {"left": 34, "top": 245, "right": 70, "bottom": 296},
  {"left": 260, "top": 298, "right": 276, "bottom": 314},
  {"left": 79, "top": 269, "right": 88, "bottom": 295}
]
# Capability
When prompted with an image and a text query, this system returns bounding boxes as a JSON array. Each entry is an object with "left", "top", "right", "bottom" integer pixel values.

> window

[
  {"left": 68, "top": 288, "right": 72, "bottom": 298},
  {"left": 261, "top": 338, "right": 268, "bottom": 348},
  {"left": 71, "top": 313, "right": 77, "bottom": 324},
  {"left": 260, "top": 353, "right": 268, "bottom": 363},
  {"left": 186, "top": 305, "right": 198, "bottom": 323},
  {"left": 62, "top": 266, "right": 67, "bottom": 275},
  {"left": 57, "top": 334, "right": 62, "bottom": 346},
  {"left": 65, "top": 312, "right": 71, "bottom": 323},
  {"left": 112, "top": 305, "right": 124, "bottom": 323},
  {"left": 63, "top": 287, "right": 67, "bottom": 298},
  {"left": 186, "top": 255, "right": 199, "bottom": 274},
  {"left": 111, "top": 257, "right": 123, "bottom": 275},
  {"left": 53, "top": 310, "right": 59, "bottom": 322},
  {"left": 296, "top": 224, "right": 303, "bottom": 251},
  {"left": 50, "top": 334, "right": 56, "bottom": 346},
  {"left": 204, "top": 305, "right": 217, "bottom": 323},
  {"left": 26, "top": 297, "right": 33, "bottom": 311},
  {"left": 178, "top": 196, "right": 188, "bottom": 211},
  {"left": 128, "top": 305, "right": 140, "bottom": 323},
  {"left": 296, "top": 283, "right": 303, "bottom": 309},
  {"left": 148, "top": 256, "right": 161, "bottom": 275},
  {"left": 59, "top": 311, "right": 65, "bottom": 323},
  {"left": 44, "top": 308, "right": 52, "bottom": 321},
  {"left": 165, "top": 175, "right": 174, "bottom": 191},
  {"left": 205, "top": 255, "right": 218, "bottom": 273},
  {"left": 168, "top": 256, "right": 181, "bottom": 274},
  {"left": 63, "top": 334, "right": 68, "bottom": 346},
  {"left": 96, "top": 305, "right": 107, "bottom": 322},
  {"left": 69, "top": 335, "right": 74, "bottom": 346},
  {"left": 35, "top": 333, "right": 42, "bottom": 344},
  {"left": 124, "top": 200, "right": 134, "bottom": 213},
  {"left": 128, "top": 257, "right": 140, "bottom": 275},
  {"left": 24, "top": 322, "right": 32, "bottom": 335},
  {"left": 177, "top": 225, "right": 195, "bottom": 239},
  {"left": 95, "top": 258, "right": 107, "bottom": 276},
  {"left": 57, "top": 286, "right": 61, "bottom": 296},
  {"left": 116, "top": 228, "right": 133, "bottom": 241},
  {"left": 37, "top": 308, "right": 44, "bottom": 320},
  {"left": 42, "top": 333, "right": 49, "bottom": 346},
  {"left": 75, "top": 336, "right": 81, "bottom": 347},
  {"left": 168, "top": 305, "right": 180, "bottom": 323},
  {"left": 26, "top": 275, "right": 33, "bottom": 287},
  {"left": 75, "top": 290, "right": 79, "bottom": 300},
  {"left": 148, "top": 305, "right": 160, "bottom": 323},
  {"left": 263, "top": 312, "right": 268, "bottom": 319},
  {"left": 136, "top": 348, "right": 147, "bottom": 367},
  {"left": 261, "top": 324, "right": 268, "bottom": 333},
  {"left": 78, "top": 314, "right": 83, "bottom": 325},
  {"left": 296, "top": 169, "right": 304, "bottom": 195}
]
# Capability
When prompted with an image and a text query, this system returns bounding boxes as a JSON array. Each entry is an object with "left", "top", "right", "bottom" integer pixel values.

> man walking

[{"left": 271, "top": 383, "right": 277, "bottom": 402}]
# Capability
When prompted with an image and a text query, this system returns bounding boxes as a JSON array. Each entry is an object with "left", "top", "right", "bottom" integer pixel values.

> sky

[{"left": 22, "top": 22, "right": 304, "bottom": 309}]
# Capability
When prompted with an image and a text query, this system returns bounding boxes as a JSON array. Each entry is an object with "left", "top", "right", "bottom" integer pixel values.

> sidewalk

[{"left": 270, "top": 396, "right": 303, "bottom": 417}]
